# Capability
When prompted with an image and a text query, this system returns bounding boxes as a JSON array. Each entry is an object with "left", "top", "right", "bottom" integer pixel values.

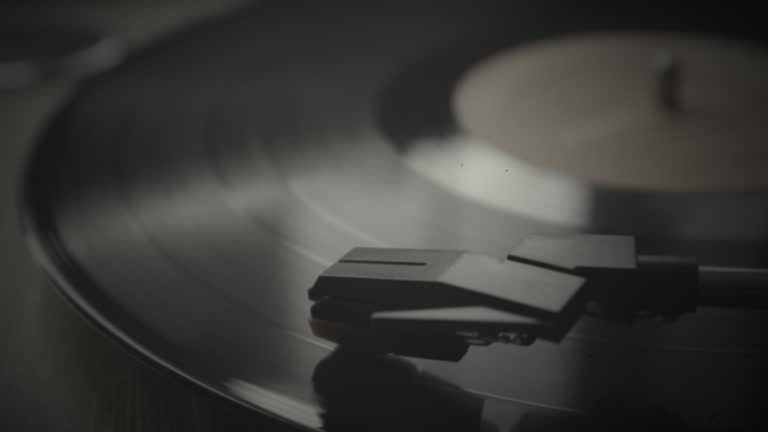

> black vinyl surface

[{"left": 20, "top": 3, "right": 768, "bottom": 430}]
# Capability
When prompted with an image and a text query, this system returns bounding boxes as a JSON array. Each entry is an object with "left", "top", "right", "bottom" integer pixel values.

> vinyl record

[
  {"left": 21, "top": 3, "right": 768, "bottom": 430},
  {"left": 0, "top": 24, "right": 122, "bottom": 90}
]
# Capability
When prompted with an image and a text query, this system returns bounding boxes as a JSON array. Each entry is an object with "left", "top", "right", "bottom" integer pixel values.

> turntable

[{"left": 13, "top": 2, "right": 768, "bottom": 430}]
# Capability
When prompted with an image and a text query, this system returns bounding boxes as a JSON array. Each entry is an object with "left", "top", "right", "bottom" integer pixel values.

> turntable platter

[{"left": 21, "top": 3, "right": 768, "bottom": 430}]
